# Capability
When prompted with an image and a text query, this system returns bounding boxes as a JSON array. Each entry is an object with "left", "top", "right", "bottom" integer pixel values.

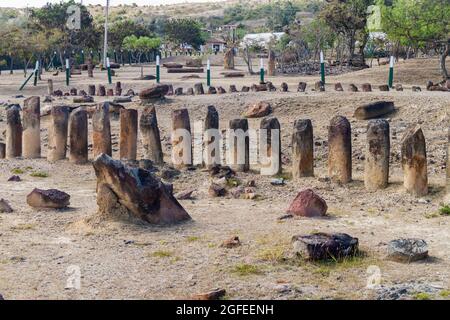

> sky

[{"left": 2, "top": 0, "right": 222, "bottom": 8}]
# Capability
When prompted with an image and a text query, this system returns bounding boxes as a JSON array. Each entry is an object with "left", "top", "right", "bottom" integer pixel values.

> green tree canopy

[{"left": 163, "top": 18, "right": 205, "bottom": 49}]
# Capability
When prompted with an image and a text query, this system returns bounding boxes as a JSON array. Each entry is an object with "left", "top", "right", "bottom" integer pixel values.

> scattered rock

[
  {"left": 412, "top": 86, "right": 421, "bottom": 92},
  {"left": 334, "top": 83, "right": 343, "bottom": 91},
  {"left": 220, "top": 236, "right": 241, "bottom": 248},
  {"left": 8, "top": 175, "right": 21, "bottom": 182},
  {"left": 113, "top": 97, "right": 132, "bottom": 104},
  {"left": 244, "top": 101, "right": 272, "bottom": 118},
  {"left": 139, "top": 84, "right": 169, "bottom": 101},
  {"left": 163, "top": 62, "right": 183, "bottom": 69},
  {"left": 191, "top": 288, "right": 226, "bottom": 300},
  {"left": 222, "top": 72, "right": 245, "bottom": 78},
  {"left": 286, "top": 189, "right": 327, "bottom": 217},
  {"left": 353, "top": 101, "right": 395, "bottom": 120},
  {"left": 297, "top": 82, "right": 307, "bottom": 92},
  {"left": 208, "top": 183, "right": 226, "bottom": 197},
  {"left": 395, "top": 84, "right": 403, "bottom": 91},
  {"left": 387, "top": 239, "right": 429, "bottom": 263},
  {"left": 209, "top": 165, "right": 235, "bottom": 178},
  {"left": 379, "top": 85, "right": 390, "bottom": 91},
  {"left": 270, "top": 178, "right": 285, "bottom": 186},
  {"left": 73, "top": 96, "right": 94, "bottom": 103},
  {"left": 292, "top": 233, "right": 359, "bottom": 260},
  {"left": 26, "top": 188, "right": 70, "bottom": 209},
  {"left": 175, "top": 189, "right": 196, "bottom": 200},
  {"left": 0, "top": 199, "right": 13, "bottom": 213},
  {"left": 185, "top": 57, "right": 203, "bottom": 68},
  {"left": 362, "top": 83, "right": 372, "bottom": 92},
  {"left": 278, "top": 214, "right": 293, "bottom": 220}
]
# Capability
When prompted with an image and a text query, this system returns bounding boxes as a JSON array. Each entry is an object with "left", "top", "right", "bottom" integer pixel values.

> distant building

[
  {"left": 240, "top": 32, "right": 285, "bottom": 49},
  {"left": 201, "top": 38, "right": 227, "bottom": 53}
]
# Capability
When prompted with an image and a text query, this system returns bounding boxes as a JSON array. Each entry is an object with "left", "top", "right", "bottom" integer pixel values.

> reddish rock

[
  {"left": 139, "top": 84, "right": 169, "bottom": 101},
  {"left": 244, "top": 101, "right": 272, "bottom": 118},
  {"left": 286, "top": 189, "right": 327, "bottom": 217},
  {"left": 26, "top": 188, "right": 70, "bottom": 209},
  {"left": 220, "top": 236, "right": 241, "bottom": 248}
]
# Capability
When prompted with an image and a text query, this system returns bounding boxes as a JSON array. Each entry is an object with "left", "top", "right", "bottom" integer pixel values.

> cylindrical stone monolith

[
  {"left": 194, "top": 83, "right": 204, "bottom": 95},
  {"left": 401, "top": 125, "right": 427, "bottom": 196},
  {"left": 119, "top": 108, "right": 138, "bottom": 161},
  {"left": 98, "top": 85, "right": 106, "bottom": 96},
  {"left": 69, "top": 108, "right": 88, "bottom": 164},
  {"left": 365, "top": 119, "right": 390, "bottom": 190},
  {"left": 228, "top": 119, "right": 249, "bottom": 172},
  {"left": 328, "top": 116, "right": 352, "bottom": 183},
  {"left": 0, "top": 143, "right": 5, "bottom": 159},
  {"left": 140, "top": 106, "right": 163, "bottom": 165},
  {"left": 171, "top": 108, "right": 192, "bottom": 168},
  {"left": 115, "top": 81, "right": 122, "bottom": 96},
  {"left": 22, "top": 96, "right": 41, "bottom": 158},
  {"left": 260, "top": 117, "right": 281, "bottom": 175},
  {"left": 6, "top": 106, "right": 22, "bottom": 158},
  {"left": 92, "top": 102, "right": 112, "bottom": 157},
  {"left": 87, "top": 59, "right": 94, "bottom": 78},
  {"left": 88, "top": 85, "right": 96, "bottom": 96},
  {"left": 47, "top": 79, "right": 53, "bottom": 95},
  {"left": 47, "top": 105, "right": 69, "bottom": 161},
  {"left": 203, "top": 105, "right": 220, "bottom": 169},
  {"left": 292, "top": 119, "right": 314, "bottom": 178}
]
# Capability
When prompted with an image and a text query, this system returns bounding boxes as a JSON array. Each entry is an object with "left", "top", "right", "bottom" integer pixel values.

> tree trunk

[{"left": 439, "top": 41, "right": 450, "bottom": 80}]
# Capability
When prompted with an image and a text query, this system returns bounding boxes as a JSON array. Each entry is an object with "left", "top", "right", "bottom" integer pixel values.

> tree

[
  {"left": 164, "top": 18, "right": 205, "bottom": 50},
  {"left": 122, "top": 35, "right": 161, "bottom": 64},
  {"left": 265, "top": 0, "right": 299, "bottom": 32},
  {"left": 320, "top": 0, "right": 373, "bottom": 65},
  {"left": 109, "top": 19, "right": 150, "bottom": 50},
  {"left": 379, "top": 0, "right": 450, "bottom": 79}
]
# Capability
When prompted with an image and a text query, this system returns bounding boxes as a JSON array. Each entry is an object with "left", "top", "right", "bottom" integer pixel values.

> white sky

[{"left": 2, "top": 0, "right": 222, "bottom": 8}]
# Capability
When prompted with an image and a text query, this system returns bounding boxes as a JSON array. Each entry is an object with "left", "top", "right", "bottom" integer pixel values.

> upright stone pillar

[
  {"left": 228, "top": 119, "right": 249, "bottom": 172},
  {"left": 203, "top": 105, "right": 220, "bottom": 169},
  {"left": 260, "top": 117, "right": 281, "bottom": 175},
  {"left": 365, "top": 119, "right": 390, "bottom": 191},
  {"left": 69, "top": 108, "right": 88, "bottom": 164},
  {"left": 6, "top": 106, "right": 22, "bottom": 158},
  {"left": 47, "top": 105, "right": 69, "bottom": 161},
  {"left": 140, "top": 106, "right": 163, "bottom": 165},
  {"left": 171, "top": 108, "right": 192, "bottom": 168},
  {"left": 292, "top": 119, "right": 314, "bottom": 178},
  {"left": 268, "top": 50, "right": 276, "bottom": 76},
  {"left": 194, "top": 83, "right": 204, "bottom": 95},
  {"left": 98, "top": 85, "right": 106, "bottom": 96},
  {"left": 328, "top": 116, "right": 352, "bottom": 183},
  {"left": 401, "top": 125, "right": 427, "bottom": 196},
  {"left": 119, "top": 108, "right": 138, "bottom": 161},
  {"left": 115, "top": 81, "right": 122, "bottom": 96},
  {"left": 47, "top": 79, "right": 54, "bottom": 95},
  {"left": 87, "top": 59, "right": 94, "bottom": 78},
  {"left": 92, "top": 102, "right": 112, "bottom": 157},
  {"left": 88, "top": 85, "right": 96, "bottom": 96},
  {"left": 0, "top": 143, "right": 5, "bottom": 159},
  {"left": 22, "top": 96, "right": 41, "bottom": 158}
]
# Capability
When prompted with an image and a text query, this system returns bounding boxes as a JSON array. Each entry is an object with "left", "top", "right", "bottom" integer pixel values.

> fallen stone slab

[
  {"left": 387, "top": 238, "right": 428, "bottom": 263},
  {"left": 185, "top": 58, "right": 203, "bottom": 68},
  {"left": 175, "top": 189, "right": 196, "bottom": 200},
  {"left": 181, "top": 74, "right": 201, "bottom": 80},
  {"left": 73, "top": 96, "right": 94, "bottom": 104},
  {"left": 292, "top": 232, "right": 359, "bottom": 260},
  {"left": 353, "top": 101, "right": 395, "bottom": 120},
  {"left": 92, "top": 153, "right": 191, "bottom": 224},
  {"left": 163, "top": 62, "right": 183, "bottom": 69},
  {"left": 221, "top": 72, "right": 245, "bottom": 78},
  {"left": 286, "top": 189, "right": 327, "bottom": 217},
  {"left": 113, "top": 97, "right": 132, "bottom": 104},
  {"left": 167, "top": 68, "right": 204, "bottom": 73},
  {"left": 139, "top": 84, "right": 169, "bottom": 102},
  {"left": 26, "top": 188, "right": 70, "bottom": 209}
]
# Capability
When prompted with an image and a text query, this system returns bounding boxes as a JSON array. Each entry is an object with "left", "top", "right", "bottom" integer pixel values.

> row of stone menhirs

[
  {"left": 47, "top": 79, "right": 135, "bottom": 98},
  {"left": 0, "top": 97, "right": 435, "bottom": 198}
]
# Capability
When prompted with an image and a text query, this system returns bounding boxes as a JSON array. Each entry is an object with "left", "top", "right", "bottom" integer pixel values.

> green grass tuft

[
  {"left": 413, "top": 292, "right": 431, "bottom": 300},
  {"left": 438, "top": 204, "right": 450, "bottom": 216},
  {"left": 150, "top": 250, "right": 174, "bottom": 258},
  {"left": 230, "top": 263, "right": 263, "bottom": 276},
  {"left": 11, "top": 168, "right": 24, "bottom": 174},
  {"left": 30, "top": 171, "right": 49, "bottom": 178}
]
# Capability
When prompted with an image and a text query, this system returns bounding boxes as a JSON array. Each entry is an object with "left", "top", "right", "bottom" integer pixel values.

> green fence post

[
  {"left": 388, "top": 56, "right": 394, "bottom": 88},
  {"left": 65, "top": 59, "right": 70, "bottom": 86},
  {"left": 156, "top": 55, "right": 160, "bottom": 83},
  {"left": 260, "top": 58, "right": 265, "bottom": 83},
  {"left": 320, "top": 50, "right": 325, "bottom": 84},
  {"left": 106, "top": 57, "right": 112, "bottom": 84},
  {"left": 207, "top": 59, "right": 211, "bottom": 87}
]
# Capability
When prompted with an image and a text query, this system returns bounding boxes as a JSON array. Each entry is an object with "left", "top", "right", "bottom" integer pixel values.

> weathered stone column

[
  {"left": 92, "top": 102, "right": 112, "bottom": 157},
  {"left": 115, "top": 81, "right": 122, "bottom": 96},
  {"left": 0, "top": 143, "right": 5, "bottom": 159},
  {"left": 69, "top": 108, "right": 88, "bottom": 164},
  {"left": 447, "top": 127, "right": 450, "bottom": 195},
  {"left": 6, "top": 106, "right": 22, "bottom": 158},
  {"left": 268, "top": 50, "right": 276, "bottom": 76},
  {"left": 47, "top": 105, "right": 69, "bottom": 161},
  {"left": 22, "top": 96, "right": 41, "bottom": 158},
  {"left": 47, "top": 79, "right": 54, "bottom": 95},
  {"left": 87, "top": 59, "right": 94, "bottom": 78},
  {"left": 260, "top": 117, "right": 281, "bottom": 175},
  {"left": 365, "top": 119, "right": 390, "bottom": 190},
  {"left": 203, "top": 105, "right": 220, "bottom": 169},
  {"left": 88, "top": 85, "right": 96, "bottom": 96},
  {"left": 292, "top": 119, "right": 314, "bottom": 178},
  {"left": 98, "top": 85, "right": 106, "bottom": 96},
  {"left": 119, "top": 108, "right": 138, "bottom": 161},
  {"left": 171, "top": 108, "right": 192, "bottom": 168},
  {"left": 228, "top": 119, "right": 249, "bottom": 172},
  {"left": 328, "top": 116, "right": 352, "bottom": 183},
  {"left": 194, "top": 83, "right": 204, "bottom": 95},
  {"left": 140, "top": 106, "right": 163, "bottom": 165},
  {"left": 401, "top": 125, "right": 427, "bottom": 196}
]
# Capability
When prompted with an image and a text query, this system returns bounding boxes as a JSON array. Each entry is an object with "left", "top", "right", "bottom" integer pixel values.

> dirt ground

[{"left": 0, "top": 56, "right": 449, "bottom": 300}]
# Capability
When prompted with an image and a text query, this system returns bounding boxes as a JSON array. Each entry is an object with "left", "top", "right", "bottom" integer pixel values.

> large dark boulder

[
  {"left": 139, "top": 84, "right": 170, "bottom": 102},
  {"left": 353, "top": 101, "right": 395, "bottom": 120}
]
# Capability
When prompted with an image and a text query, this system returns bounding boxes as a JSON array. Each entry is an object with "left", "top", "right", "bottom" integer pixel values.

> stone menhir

[
  {"left": 348, "top": 84, "right": 358, "bottom": 92},
  {"left": 395, "top": 84, "right": 403, "bottom": 91},
  {"left": 224, "top": 48, "right": 235, "bottom": 70},
  {"left": 27, "top": 188, "right": 70, "bottom": 209},
  {"left": 22, "top": 96, "right": 41, "bottom": 158},
  {"left": 203, "top": 105, "right": 220, "bottom": 169},
  {"left": 297, "top": 82, "right": 307, "bottom": 92},
  {"left": 328, "top": 116, "right": 352, "bottom": 183},
  {"left": 186, "top": 88, "right": 194, "bottom": 96},
  {"left": 107, "top": 89, "right": 114, "bottom": 96},
  {"left": 268, "top": 50, "right": 276, "bottom": 76},
  {"left": 260, "top": 117, "right": 281, "bottom": 175},
  {"left": 119, "top": 108, "right": 138, "bottom": 161},
  {"left": 194, "top": 83, "right": 204, "bottom": 95},
  {"left": 92, "top": 102, "right": 112, "bottom": 157},
  {"left": 252, "top": 84, "right": 267, "bottom": 92},
  {"left": 6, "top": 106, "right": 22, "bottom": 158},
  {"left": 401, "top": 125, "right": 428, "bottom": 196},
  {"left": 281, "top": 82, "right": 288, "bottom": 92},
  {"left": 292, "top": 119, "right": 314, "bottom": 178},
  {"left": 92, "top": 153, "right": 191, "bottom": 224},
  {"left": 362, "top": 83, "right": 372, "bottom": 92},
  {"left": 0, "top": 143, "right": 5, "bottom": 159},
  {"left": 217, "top": 86, "right": 226, "bottom": 94},
  {"left": 47, "top": 105, "right": 69, "bottom": 161},
  {"left": 171, "top": 108, "right": 192, "bottom": 168},
  {"left": 379, "top": 84, "right": 390, "bottom": 91},
  {"left": 175, "top": 87, "right": 183, "bottom": 95},
  {"left": 69, "top": 108, "right": 88, "bottom": 164},
  {"left": 167, "top": 85, "right": 173, "bottom": 96},
  {"left": 115, "top": 81, "right": 122, "bottom": 96},
  {"left": 208, "top": 86, "right": 217, "bottom": 94},
  {"left": 229, "top": 85, "right": 238, "bottom": 93},
  {"left": 70, "top": 88, "right": 78, "bottom": 96},
  {"left": 47, "top": 79, "right": 53, "bottom": 96},
  {"left": 140, "top": 106, "right": 164, "bottom": 165},
  {"left": 334, "top": 83, "right": 343, "bottom": 91},
  {"left": 241, "top": 86, "right": 250, "bottom": 92},
  {"left": 87, "top": 60, "right": 94, "bottom": 78},
  {"left": 266, "top": 82, "right": 276, "bottom": 92},
  {"left": 315, "top": 81, "right": 325, "bottom": 92},
  {"left": 139, "top": 84, "right": 170, "bottom": 102},
  {"left": 292, "top": 233, "right": 359, "bottom": 261},
  {"left": 353, "top": 101, "right": 395, "bottom": 120},
  {"left": 365, "top": 119, "right": 390, "bottom": 191},
  {"left": 88, "top": 85, "right": 96, "bottom": 96},
  {"left": 98, "top": 85, "right": 106, "bottom": 96},
  {"left": 228, "top": 119, "right": 249, "bottom": 172}
]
